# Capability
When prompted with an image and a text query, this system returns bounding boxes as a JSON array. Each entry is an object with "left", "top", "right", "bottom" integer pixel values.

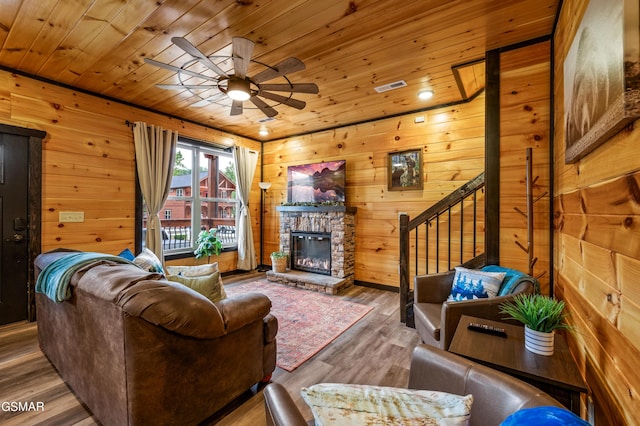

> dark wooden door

[{"left": 0, "top": 133, "right": 29, "bottom": 325}]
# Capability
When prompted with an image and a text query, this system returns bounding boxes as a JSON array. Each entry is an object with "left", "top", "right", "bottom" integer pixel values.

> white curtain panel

[
  {"left": 233, "top": 146, "right": 259, "bottom": 270},
  {"left": 133, "top": 122, "right": 177, "bottom": 262}
]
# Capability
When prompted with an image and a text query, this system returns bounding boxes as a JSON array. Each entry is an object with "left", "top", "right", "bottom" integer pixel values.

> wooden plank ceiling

[{"left": 0, "top": 0, "right": 559, "bottom": 141}]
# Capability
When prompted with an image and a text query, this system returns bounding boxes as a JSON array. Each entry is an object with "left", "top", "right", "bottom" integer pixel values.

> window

[{"left": 142, "top": 140, "right": 238, "bottom": 254}]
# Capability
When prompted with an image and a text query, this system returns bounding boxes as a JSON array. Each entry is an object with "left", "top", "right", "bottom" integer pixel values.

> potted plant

[
  {"left": 194, "top": 228, "right": 223, "bottom": 263},
  {"left": 270, "top": 251, "right": 288, "bottom": 273},
  {"left": 499, "top": 294, "right": 572, "bottom": 356}
]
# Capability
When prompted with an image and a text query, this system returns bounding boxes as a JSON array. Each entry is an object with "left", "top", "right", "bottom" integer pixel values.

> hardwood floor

[{"left": 0, "top": 272, "right": 420, "bottom": 425}]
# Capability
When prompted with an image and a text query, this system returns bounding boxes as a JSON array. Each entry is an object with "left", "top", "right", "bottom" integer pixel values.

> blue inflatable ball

[{"left": 501, "top": 406, "right": 590, "bottom": 425}]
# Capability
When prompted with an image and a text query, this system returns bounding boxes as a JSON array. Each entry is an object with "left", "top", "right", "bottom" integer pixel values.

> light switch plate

[{"left": 59, "top": 211, "right": 84, "bottom": 222}]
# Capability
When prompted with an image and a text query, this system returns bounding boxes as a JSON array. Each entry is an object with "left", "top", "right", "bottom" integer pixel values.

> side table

[{"left": 449, "top": 315, "right": 587, "bottom": 415}]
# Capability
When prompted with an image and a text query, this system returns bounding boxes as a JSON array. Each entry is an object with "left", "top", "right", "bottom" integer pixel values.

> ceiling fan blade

[
  {"left": 258, "top": 83, "right": 319, "bottom": 94},
  {"left": 190, "top": 93, "right": 225, "bottom": 107},
  {"left": 156, "top": 84, "right": 218, "bottom": 90},
  {"left": 145, "top": 58, "right": 218, "bottom": 81},
  {"left": 191, "top": 99, "right": 212, "bottom": 107},
  {"left": 258, "top": 91, "right": 306, "bottom": 110},
  {"left": 230, "top": 100, "right": 243, "bottom": 116},
  {"left": 251, "top": 57, "right": 306, "bottom": 83},
  {"left": 249, "top": 96, "right": 278, "bottom": 117},
  {"left": 232, "top": 37, "right": 255, "bottom": 79},
  {"left": 171, "top": 36, "right": 229, "bottom": 78}
]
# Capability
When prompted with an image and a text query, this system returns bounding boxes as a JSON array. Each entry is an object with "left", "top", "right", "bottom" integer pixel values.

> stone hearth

[
  {"left": 266, "top": 270, "right": 352, "bottom": 294},
  {"left": 266, "top": 205, "right": 356, "bottom": 294}
]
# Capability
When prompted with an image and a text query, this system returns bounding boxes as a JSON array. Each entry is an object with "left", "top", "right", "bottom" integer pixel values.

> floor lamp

[{"left": 257, "top": 181, "right": 272, "bottom": 272}]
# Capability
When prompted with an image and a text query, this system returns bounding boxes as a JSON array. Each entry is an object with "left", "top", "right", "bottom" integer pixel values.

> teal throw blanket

[{"left": 36, "top": 252, "right": 132, "bottom": 303}]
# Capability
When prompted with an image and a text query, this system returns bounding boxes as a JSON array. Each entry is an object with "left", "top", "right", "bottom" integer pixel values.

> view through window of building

[{"left": 142, "top": 141, "right": 238, "bottom": 254}]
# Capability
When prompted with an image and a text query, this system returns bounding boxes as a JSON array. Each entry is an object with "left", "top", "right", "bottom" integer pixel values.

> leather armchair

[
  {"left": 413, "top": 266, "right": 538, "bottom": 350},
  {"left": 263, "top": 344, "right": 562, "bottom": 426}
]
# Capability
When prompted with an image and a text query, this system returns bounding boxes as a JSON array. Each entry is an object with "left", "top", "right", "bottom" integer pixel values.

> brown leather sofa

[
  {"left": 263, "top": 344, "right": 563, "bottom": 426},
  {"left": 414, "top": 266, "right": 538, "bottom": 350},
  {"left": 35, "top": 250, "right": 278, "bottom": 426}
]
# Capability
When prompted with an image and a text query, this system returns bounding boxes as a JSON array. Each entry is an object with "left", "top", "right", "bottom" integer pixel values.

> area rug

[{"left": 225, "top": 280, "right": 372, "bottom": 372}]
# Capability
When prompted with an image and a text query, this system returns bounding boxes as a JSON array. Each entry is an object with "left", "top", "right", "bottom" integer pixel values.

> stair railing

[{"left": 399, "top": 172, "right": 486, "bottom": 324}]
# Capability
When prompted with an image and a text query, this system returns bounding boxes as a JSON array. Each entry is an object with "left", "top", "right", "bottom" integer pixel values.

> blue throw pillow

[
  {"left": 118, "top": 248, "right": 135, "bottom": 261},
  {"left": 447, "top": 267, "right": 506, "bottom": 301}
]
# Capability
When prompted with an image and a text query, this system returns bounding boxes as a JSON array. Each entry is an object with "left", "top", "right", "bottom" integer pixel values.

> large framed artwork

[
  {"left": 563, "top": 0, "right": 640, "bottom": 163},
  {"left": 287, "top": 160, "right": 346, "bottom": 203},
  {"left": 388, "top": 149, "right": 423, "bottom": 191}
]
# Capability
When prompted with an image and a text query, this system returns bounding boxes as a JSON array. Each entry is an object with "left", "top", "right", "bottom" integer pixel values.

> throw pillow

[
  {"left": 447, "top": 266, "right": 506, "bottom": 301},
  {"left": 118, "top": 248, "right": 135, "bottom": 261},
  {"left": 133, "top": 247, "right": 165, "bottom": 275},
  {"left": 165, "top": 263, "right": 224, "bottom": 302},
  {"left": 166, "top": 271, "right": 227, "bottom": 303},
  {"left": 301, "top": 383, "right": 472, "bottom": 426},
  {"left": 165, "top": 262, "right": 219, "bottom": 277}
]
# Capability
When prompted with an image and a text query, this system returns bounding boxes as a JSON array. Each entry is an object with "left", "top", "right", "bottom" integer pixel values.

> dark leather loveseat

[
  {"left": 35, "top": 250, "right": 278, "bottom": 425},
  {"left": 263, "top": 344, "right": 562, "bottom": 426}
]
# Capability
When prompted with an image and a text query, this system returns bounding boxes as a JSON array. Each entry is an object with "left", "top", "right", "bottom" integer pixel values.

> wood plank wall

[
  {"left": 261, "top": 97, "right": 486, "bottom": 287},
  {"left": 0, "top": 69, "right": 261, "bottom": 273},
  {"left": 260, "top": 40, "right": 552, "bottom": 292},
  {"left": 554, "top": 0, "right": 640, "bottom": 423},
  {"left": 499, "top": 41, "right": 552, "bottom": 294}
]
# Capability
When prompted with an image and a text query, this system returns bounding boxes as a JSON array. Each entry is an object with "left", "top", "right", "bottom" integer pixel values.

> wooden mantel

[{"left": 276, "top": 205, "right": 357, "bottom": 214}]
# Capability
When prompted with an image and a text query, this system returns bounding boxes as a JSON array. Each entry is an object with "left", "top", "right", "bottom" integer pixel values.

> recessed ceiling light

[
  {"left": 418, "top": 89, "right": 434, "bottom": 100},
  {"left": 259, "top": 129, "right": 269, "bottom": 136}
]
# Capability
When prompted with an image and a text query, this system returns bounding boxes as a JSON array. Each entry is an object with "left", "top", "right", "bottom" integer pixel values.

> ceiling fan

[{"left": 144, "top": 36, "right": 319, "bottom": 118}]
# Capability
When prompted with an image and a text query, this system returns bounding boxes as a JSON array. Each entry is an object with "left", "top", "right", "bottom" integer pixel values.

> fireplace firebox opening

[{"left": 291, "top": 232, "right": 331, "bottom": 275}]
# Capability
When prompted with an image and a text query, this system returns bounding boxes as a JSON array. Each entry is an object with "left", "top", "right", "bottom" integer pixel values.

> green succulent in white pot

[{"left": 499, "top": 294, "right": 573, "bottom": 356}]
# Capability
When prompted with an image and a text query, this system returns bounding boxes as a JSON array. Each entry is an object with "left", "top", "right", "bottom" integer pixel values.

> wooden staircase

[{"left": 399, "top": 172, "right": 487, "bottom": 326}]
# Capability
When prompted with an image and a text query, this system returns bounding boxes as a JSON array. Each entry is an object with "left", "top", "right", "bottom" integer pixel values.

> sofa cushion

[
  {"left": 117, "top": 278, "right": 227, "bottom": 339},
  {"left": 413, "top": 302, "right": 442, "bottom": 341},
  {"left": 301, "top": 383, "right": 472, "bottom": 425},
  {"left": 167, "top": 271, "right": 227, "bottom": 303},
  {"left": 133, "top": 247, "right": 165, "bottom": 275},
  {"left": 447, "top": 266, "right": 506, "bottom": 301},
  {"left": 72, "top": 262, "right": 164, "bottom": 301}
]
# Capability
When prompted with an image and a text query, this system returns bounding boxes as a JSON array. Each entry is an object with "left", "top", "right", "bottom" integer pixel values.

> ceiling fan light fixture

[
  {"left": 227, "top": 78, "right": 251, "bottom": 101},
  {"left": 149, "top": 37, "right": 317, "bottom": 118}
]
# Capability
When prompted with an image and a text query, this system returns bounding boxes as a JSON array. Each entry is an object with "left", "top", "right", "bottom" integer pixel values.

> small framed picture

[{"left": 388, "top": 149, "right": 423, "bottom": 191}]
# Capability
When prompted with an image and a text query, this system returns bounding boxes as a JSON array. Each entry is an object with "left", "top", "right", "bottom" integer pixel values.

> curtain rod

[{"left": 126, "top": 120, "right": 254, "bottom": 154}]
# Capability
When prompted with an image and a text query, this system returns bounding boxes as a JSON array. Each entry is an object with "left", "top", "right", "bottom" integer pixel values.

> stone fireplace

[{"left": 266, "top": 205, "right": 356, "bottom": 294}]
